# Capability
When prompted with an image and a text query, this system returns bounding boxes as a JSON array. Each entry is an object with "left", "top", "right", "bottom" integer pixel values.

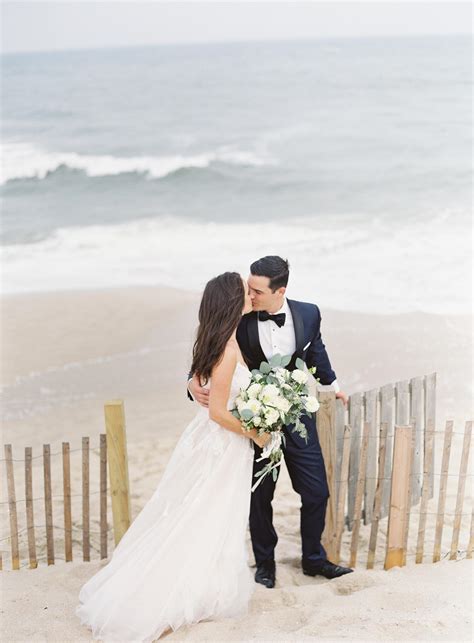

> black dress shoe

[
  {"left": 255, "top": 559, "right": 276, "bottom": 588},
  {"left": 303, "top": 560, "right": 353, "bottom": 579}
]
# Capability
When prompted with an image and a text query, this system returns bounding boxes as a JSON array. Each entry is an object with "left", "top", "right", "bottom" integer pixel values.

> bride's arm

[{"left": 208, "top": 347, "right": 269, "bottom": 447}]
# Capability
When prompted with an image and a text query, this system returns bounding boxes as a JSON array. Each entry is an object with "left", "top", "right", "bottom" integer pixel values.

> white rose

[
  {"left": 253, "top": 416, "right": 262, "bottom": 427},
  {"left": 260, "top": 384, "right": 280, "bottom": 403},
  {"left": 304, "top": 396, "right": 319, "bottom": 413},
  {"left": 274, "top": 397, "right": 291, "bottom": 413},
  {"left": 247, "top": 398, "right": 262, "bottom": 414},
  {"left": 247, "top": 383, "right": 263, "bottom": 399},
  {"left": 265, "top": 408, "right": 280, "bottom": 426},
  {"left": 274, "top": 367, "right": 288, "bottom": 384},
  {"left": 291, "top": 369, "right": 308, "bottom": 384}
]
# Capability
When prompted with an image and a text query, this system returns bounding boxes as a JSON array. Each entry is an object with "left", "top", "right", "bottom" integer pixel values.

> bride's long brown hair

[{"left": 191, "top": 272, "right": 245, "bottom": 384}]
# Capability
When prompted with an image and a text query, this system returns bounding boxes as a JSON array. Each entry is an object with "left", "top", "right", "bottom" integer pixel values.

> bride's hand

[{"left": 252, "top": 432, "right": 272, "bottom": 449}]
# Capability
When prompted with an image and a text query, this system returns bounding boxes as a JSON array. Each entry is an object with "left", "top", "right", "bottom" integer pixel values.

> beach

[
  {"left": 1, "top": 23, "right": 473, "bottom": 642},
  {"left": 1, "top": 286, "right": 472, "bottom": 641}
]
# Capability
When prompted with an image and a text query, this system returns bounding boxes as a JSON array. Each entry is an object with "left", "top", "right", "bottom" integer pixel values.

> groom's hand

[
  {"left": 336, "top": 390, "right": 349, "bottom": 407},
  {"left": 188, "top": 374, "right": 210, "bottom": 407}
]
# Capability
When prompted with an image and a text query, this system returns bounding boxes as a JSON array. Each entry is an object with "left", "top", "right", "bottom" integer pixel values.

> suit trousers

[{"left": 249, "top": 414, "right": 329, "bottom": 567}]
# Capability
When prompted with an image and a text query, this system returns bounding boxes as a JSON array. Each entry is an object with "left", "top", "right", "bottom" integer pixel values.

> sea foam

[{"left": 0, "top": 142, "right": 271, "bottom": 185}]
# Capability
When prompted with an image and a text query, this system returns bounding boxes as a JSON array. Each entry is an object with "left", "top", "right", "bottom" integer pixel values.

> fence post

[
  {"left": 43, "top": 444, "right": 55, "bottom": 565},
  {"left": 415, "top": 418, "right": 435, "bottom": 563},
  {"left": 25, "top": 447, "right": 37, "bottom": 569},
  {"left": 364, "top": 389, "right": 378, "bottom": 525},
  {"left": 104, "top": 400, "right": 131, "bottom": 545},
  {"left": 424, "top": 373, "right": 437, "bottom": 498},
  {"left": 349, "top": 421, "right": 370, "bottom": 567},
  {"left": 100, "top": 433, "right": 108, "bottom": 559},
  {"left": 317, "top": 386, "right": 337, "bottom": 563},
  {"left": 367, "top": 421, "right": 388, "bottom": 569},
  {"left": 450, "top": 421, "right": 472, "bottom": 560},
  {"left": 348, "top": 392, "right": 363, "bottom": 529},
  {"left": 335, "top": 424, "right": 351, "bottom": 563},
  {"left": 433, "top": 421, "right": 454, "bottom": 562},
  {"left": 4, "top": 445, "right": 20, "bottom": 570},
  {"left": 385, "top": 425, "right": 413, "bottom": 570}
]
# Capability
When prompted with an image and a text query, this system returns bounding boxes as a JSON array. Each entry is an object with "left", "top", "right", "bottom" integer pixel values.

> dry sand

[{"left": 1, "top": 286, "right": 472, "bottom": 642}]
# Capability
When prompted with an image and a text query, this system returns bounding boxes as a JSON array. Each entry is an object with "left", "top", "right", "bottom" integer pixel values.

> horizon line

[{"left": 2, "top": 31, "right": 471, "bottom": 57}]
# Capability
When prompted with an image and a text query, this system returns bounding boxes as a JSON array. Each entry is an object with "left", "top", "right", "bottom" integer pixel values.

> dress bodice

[{"left": 202, "top": 361, "right": 252, "bottom": 410}]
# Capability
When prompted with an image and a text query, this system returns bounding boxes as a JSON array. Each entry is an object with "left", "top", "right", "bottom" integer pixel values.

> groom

[{"left": 188, "top": 256, "right": 353, "bottom": 587}]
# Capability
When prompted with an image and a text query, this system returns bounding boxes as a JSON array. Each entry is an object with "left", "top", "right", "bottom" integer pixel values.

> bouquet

[{"left": 232, "top": 354, "right": 320, "bottom": 491}]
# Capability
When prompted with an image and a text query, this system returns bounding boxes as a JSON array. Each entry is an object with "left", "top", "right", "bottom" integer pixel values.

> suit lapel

[
  {"left": 287, "top": 299, "right": 305, "bottom": 355},
  {"left": 246, "top": 312, "right": 268, "bottom": 367}
]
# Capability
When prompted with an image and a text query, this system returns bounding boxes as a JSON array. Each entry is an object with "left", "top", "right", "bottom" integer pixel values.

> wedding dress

[{"left": 76, "top": 362, "right": 255, "bottom": 642}]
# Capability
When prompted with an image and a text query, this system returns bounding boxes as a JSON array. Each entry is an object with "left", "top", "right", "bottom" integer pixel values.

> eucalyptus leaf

[
  {"left": 241, "top": 409, "right": 254, "bottom": 420},
  {"left": 269, "top": 354, "right": 282, "bottom": 368},
  {"left": 280, "top": 354, "right": 291, "bottom": 367},
  {"left": 260, "top": 361, "right": 271, "bottom": 374},
  {"left": 272, "top": 467, "right": 278, "bottom": 482},
  {"left": 295, "top": 357, "right": 305, "bottom": 371}
]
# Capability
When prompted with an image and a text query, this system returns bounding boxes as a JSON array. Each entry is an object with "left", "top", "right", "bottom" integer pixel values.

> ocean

[{"left": 1, "top": 35, "right": 472, "bottom": 313}]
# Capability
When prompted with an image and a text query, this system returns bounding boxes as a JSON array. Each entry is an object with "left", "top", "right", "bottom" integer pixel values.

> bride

[{"left": 76, "top": 272, "right": 270, "bottom": 642}]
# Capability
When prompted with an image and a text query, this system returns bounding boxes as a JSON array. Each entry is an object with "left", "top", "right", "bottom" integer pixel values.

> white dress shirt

[{"left": 257, "top": 298, "right": 340, "bottom": 392}]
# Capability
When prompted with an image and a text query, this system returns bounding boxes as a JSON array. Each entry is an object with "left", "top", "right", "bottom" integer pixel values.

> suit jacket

[{"left": 187, "top": 299, "right": 336, "bottom": 399}]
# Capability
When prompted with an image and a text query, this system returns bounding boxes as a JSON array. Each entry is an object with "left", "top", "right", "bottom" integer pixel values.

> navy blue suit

[{"left": 237, "top": 299, "right": 336, "bottom": 568}]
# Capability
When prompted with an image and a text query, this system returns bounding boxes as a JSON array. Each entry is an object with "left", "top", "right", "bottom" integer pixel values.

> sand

[{"left": 1, "top": 286, "right": 472, "bottom": 642}]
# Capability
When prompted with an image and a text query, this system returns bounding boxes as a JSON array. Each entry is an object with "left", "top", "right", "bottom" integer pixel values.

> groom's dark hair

[{"left": 250, "top": 255, "right": 290, "bottom": 291}]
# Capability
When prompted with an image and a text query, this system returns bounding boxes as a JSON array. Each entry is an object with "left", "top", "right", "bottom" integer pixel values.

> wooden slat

[
  {"left": 4, "top": 445, "right": 20, "bottom": 570},
  {"left": 43, "top": 444, "right": 54, "bottom": 565},
  {"left": 105, "top": 400, "right": 131, "bottom": 545},
  {"left": 318, "top": 388, "right": 337, "bottom": 562},
  {"left": 385, "top": 425, "right": 412, "bottom": 569},
  {"left": 467, "top": 507, "right": 473, "bottom": 559},
  {"left": 100, "top": 433, "right": 108, "bottom": 559},
  {"left": 449, "top": 421, "right": 472, "bottom": 560},
  {"left": 409, "top": 377, "right": 424, "bottom": 505},
  {"left": 433, "top": 420, "right": 454, "bottom": 562},
  {"left": 82, "top": 437, "right": 90, "bottom": 562},
  {"left": 335, "top": 424, "right": 351, "bottom": 563},
  {"left": 402, "top": 420, "right": 416, "bottom": 565},
  {"left": 347, "top": 392, "right": 363, "bottom": 529},
  {"left": 25, "top": 447, "right": 37, "bottom": 569},
  {"left": 395, "top": 380, "right": 410, "bottom": 425},
  {"left": 62, "top": 442, "right": 73, "bottom": 562},
  {"left": 367, "top": 422, "right": 388, "bottom": 569},
  {"left": 349, "top": 421, "right": 370, "bottom": 568},
  {"left": 424, "top": 373, "right": 437, "bottom": 498},
  {"left": 364, "top": 389, "right": 378, "bottom": 524},
  {"left": 415, "top": 419, "right": 435, "bottom": 563},
  {"left": 335, "top": 398, "right": 346, "bottom": 500},
  {"left": 380, "top": 384, "right": 395, "bottom": 519}
]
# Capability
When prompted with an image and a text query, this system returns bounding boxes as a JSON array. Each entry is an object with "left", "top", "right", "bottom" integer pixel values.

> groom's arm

[
  {"left": 186, "top": 371, "right": 194, "bottom": 401},
  {"left": 187, "top": 371, "right": 210, "bottom": 407},
  {"left": 304, "top": 306, "right": 339, "bottom": 391}
]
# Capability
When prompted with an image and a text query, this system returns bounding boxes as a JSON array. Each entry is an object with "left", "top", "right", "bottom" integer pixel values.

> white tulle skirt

[{"left": 76, "top": 406, "right": 255, "bottom": 642}]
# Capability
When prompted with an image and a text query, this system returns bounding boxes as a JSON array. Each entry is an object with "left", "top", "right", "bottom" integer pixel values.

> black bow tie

[{"left": 258, "top": 311, "right": 286, "bottom": 327}]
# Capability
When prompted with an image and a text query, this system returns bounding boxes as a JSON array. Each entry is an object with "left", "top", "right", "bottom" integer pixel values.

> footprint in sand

[{"left": 328, "top": 572, "right": 379, "bottom": 595}]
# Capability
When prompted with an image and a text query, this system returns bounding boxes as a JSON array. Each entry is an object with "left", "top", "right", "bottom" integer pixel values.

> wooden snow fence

[
  {"left": 318, "top": 372, "right": 473, "bottom": 569},
  {"left": 2, "top": 378, "right": 472, "bottom": 572},
  {"left": 1, "top": 401, "right": 131, "bottom": 570}
]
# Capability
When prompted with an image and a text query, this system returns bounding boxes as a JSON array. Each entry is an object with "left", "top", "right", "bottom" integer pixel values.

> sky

[{"left": 1, "top": 1, "right": 472, "bottom": 55}]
